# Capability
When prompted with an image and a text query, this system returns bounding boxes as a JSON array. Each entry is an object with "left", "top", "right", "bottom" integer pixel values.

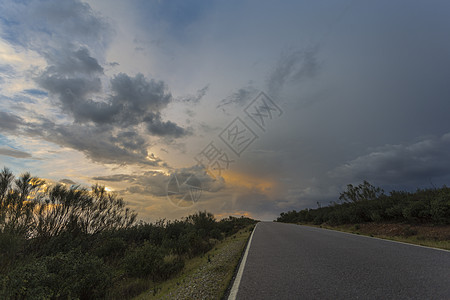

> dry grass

[{"left": 309, "top": 223, "right": 450, "bottom": 250}]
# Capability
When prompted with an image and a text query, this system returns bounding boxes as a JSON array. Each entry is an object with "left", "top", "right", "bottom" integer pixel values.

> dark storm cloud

[
  {"left": 144, "top": 114, "right": 187, "bottom": 138},
  {"left": 266, "top": 46, "right": 320, "bottom": 97},
  {"left": 0, "top": 147, "right": 32, "bottom": 159},
  {"left": 0, "top": 112, "right": 24, "bottom": 131},
  {"left": 329, "top": 133, "right": 450, "bottom": 185}
]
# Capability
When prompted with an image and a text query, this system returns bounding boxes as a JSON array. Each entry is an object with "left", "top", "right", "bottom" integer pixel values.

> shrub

[
  {"left": 123, "top": 242, "right": 165, "bottom": 279},
  {"left": 277, "top": 182, "right": 450, "bottom": 226},
  {"left": 94, "top": 236, "right": 128, "bottom": 261},
  {"left": 1, "top": 251, "right": 112, "bottom": 300}
]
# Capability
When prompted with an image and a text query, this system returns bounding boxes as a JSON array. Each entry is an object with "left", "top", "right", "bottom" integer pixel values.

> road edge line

[{"left": 227, "top": 222, "right": 258, "bottom": 300}]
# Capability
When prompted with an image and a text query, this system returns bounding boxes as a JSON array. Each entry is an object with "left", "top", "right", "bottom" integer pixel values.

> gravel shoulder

[{"left": 134, "top": 225, "right": 254, "bottom": 300}]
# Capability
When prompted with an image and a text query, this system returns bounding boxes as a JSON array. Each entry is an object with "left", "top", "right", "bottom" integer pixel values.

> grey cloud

[
  {"left": 0, "top": 0, "right": 112, "bottom": 51},
  {"left": 122, "top": 171, "right": 170, "bottom": 197},
  {"left": 59, "top": 179, "right": 76, "bottom": 185},
  {"left": 44, "top": 47, "right": 104, "bottom": 75},
  {"left": 108, "top": 73, "right": 187, "bottom": 136},
  {"left": 329, "top": 133, "right": 450, "bottom": 185},
  {"left": 1, "top": 0, "right": 188, "bottom": 169},
  {"left": 125, "top": 183, "right": 168, "bottom": 198},
  {"left": 25, "top": 119, "right": 158, "bottom": 166},
  {"left": 37, "top": 75, "right": 102, "bottom": 97},
  {"left": 94, "top": 165, "right": 225, "bottom": 199},
  {"left": 109, "top": 131, "right": 147, "bottom": 153},
  {"left": 0, "top": 112, "right": 24, "bottom": 131},
  {"left": 177, "top": 85, "right": 209, "bottom": 103},
  {"left": 126, "top": 185, "right": 152, "bottom": 195},
  {"left": 92, "top": 174, "right": 137, "bottom": 182},
  {"left": 173, "top": 165, "right": 226, "bottom": 194},
  {"left": 37, "top": 72, "right": 113, "bottom": 124},
  {"left": 266, "top": 46, "right": 320, "bottom": 97},
  {"left": 0, "top": 147, "right": 32, "bottom": 159},
  {"left": 0, "top": 64, "right": 15, "bottom": 75},
  {"left": 216, "top": 86, "right": 259, "bottom": 113},
  {"left": 111, "top": 73, "right": 171, "bottom": 114},
  {"left": 38, "top": 69, "right": 187, "bottom": 138},
  {"left": 35, "top": 46, "right": 110, "bottom": 124},
  {"left": 35, "top": 68, "right": 187, "bottom": 164},
  {"left": 144, "top": 114, "right": 187, "bottom": 138}
]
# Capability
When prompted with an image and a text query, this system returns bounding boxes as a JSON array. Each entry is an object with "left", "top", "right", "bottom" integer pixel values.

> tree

[
  {"left": 0, "top": 168, "right": 137, "bottom": 240},
  {"left": 0, "top": 168, "right": 45, "bottom": 237},
  {"left": 339, "top": 180, "right": 384, "bottom": 203}
]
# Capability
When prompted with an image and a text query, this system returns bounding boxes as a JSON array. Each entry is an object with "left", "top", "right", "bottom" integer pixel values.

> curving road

[{"left": 230, "top": 222, "right": 450, "bottom": 300}]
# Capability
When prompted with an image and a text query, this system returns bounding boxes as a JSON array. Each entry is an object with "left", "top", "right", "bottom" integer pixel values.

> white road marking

[{"left": 228, "top": 223, "right": 258, "bottom": 300}]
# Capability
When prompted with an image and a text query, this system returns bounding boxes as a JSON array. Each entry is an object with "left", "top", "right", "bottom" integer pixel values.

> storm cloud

[
  {"left": 266, "top": 46, "right": 320, "bottom": 97},
  {"left": 329, "top": 133, "right": 450, "bottom": 186},
  {"left": 1, "top": 0, "right": 188, "bottom": 167},
  {"left": 2, "top": 0, "right": 450, "bottom": 221}
]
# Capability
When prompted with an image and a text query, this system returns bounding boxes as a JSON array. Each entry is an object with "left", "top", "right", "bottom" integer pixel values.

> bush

[
  {"left": 1, "top": 251, "right": 112, "bottom": 299},
  {"left": 123, "top": 242, "right": 165, "bottom": 279},
  {"left": 0, "top": 165, "right": 258, "bottom": 299},
  {"left": 94, "top": 236, "right": 128, "bottom": 262},
  {"left": 277, "top": 182, "right": 450, "bottom": 226},
  {"left": 123, "top": 242, "right": 184, "bottom": 281}
]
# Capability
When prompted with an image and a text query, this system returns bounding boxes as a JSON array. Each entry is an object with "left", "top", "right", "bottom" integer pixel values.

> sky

[{"left": 1, "top": 0, "right": 450, "bottom": 222}]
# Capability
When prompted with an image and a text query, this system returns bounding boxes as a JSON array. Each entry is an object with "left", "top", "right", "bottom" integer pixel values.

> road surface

[{"left": 230, "top": 222, "right": 450, "bottom": 299}]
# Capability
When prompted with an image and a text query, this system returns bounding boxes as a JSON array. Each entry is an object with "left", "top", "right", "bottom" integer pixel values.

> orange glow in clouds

[{"left": 221, "top": 170, "right": 277, "bottom": 196}]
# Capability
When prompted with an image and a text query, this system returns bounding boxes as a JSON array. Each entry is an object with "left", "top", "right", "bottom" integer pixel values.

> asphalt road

[{"left": 232, "top": 222, "right": 450, "bottom": 300}]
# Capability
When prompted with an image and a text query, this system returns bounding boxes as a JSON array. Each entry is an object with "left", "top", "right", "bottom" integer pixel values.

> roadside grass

[
  {"left": 303, "top": 223, "right": 450, "bottom": 250},
  {"left": 134, "top": 224, "right": 255, "bottom": 299}
]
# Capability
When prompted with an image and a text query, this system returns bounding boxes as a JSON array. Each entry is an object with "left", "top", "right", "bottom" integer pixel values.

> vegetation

[
  {"left": 0, "top": 168, "right": 256, "bottom": 299},
  {"left": 277, "top": 181, "right": 450, "bottom": 225},
  {"left": 313, "top": 223, "right": 450, "bottom": 250},
  {"left": 135, "top": 225, "right": 255, "bottom": 299}
]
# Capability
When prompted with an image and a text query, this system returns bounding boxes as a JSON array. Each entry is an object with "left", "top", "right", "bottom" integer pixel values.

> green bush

[
  {"left": 1, "top": 251, "right": 112, "bottom": 299},
  {"left": 94, "top": 236, "right": 128, "bottom": 262},
  {"left": 123, "top": 242, "right": 165, "bottom": 279},
  {"left": 0, "top": 168, "right": 259, "bottom": 299},
  {"left": 277, "top": 182, "right": 450, "bottom": 226},
  {"left": 122, "top": 241, "right": 185, "bottom": 281}
]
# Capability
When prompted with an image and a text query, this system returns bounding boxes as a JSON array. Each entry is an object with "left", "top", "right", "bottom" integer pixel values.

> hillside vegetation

[
  {"left": 0, "top": 168, "right": 256, "bottom": 299},
  {"left": 277, "top": 181, "right": 450, "bottom": 225}
]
